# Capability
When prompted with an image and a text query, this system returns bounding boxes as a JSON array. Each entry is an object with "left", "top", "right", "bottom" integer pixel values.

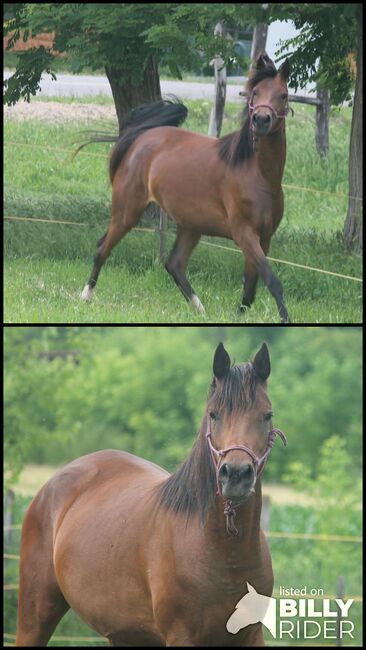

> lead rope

[{"left": 224, "top": 500, "right": 239, "bottom": 536}]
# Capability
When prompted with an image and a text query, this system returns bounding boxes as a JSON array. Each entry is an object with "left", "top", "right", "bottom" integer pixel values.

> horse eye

[
  {"left": 264, "top": 412, "right": 273, "bottom": 422},
  {"left": 209, "top": 411, "right": 219, "bottom": 421},
  {"left": 281, "top": 94, "right": 288, "bottom": 101}
]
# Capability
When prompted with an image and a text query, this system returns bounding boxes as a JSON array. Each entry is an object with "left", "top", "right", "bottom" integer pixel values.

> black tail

[{"left": 74, "top": 96, "right": 188, "bottom": 182}]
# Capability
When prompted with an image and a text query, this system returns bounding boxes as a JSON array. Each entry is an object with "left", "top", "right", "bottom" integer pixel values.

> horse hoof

[
  {"left": 81, "top": 285, "right": 93, "bottom": 301},
  {"left": 281, "top": 317, "right": 291, "bottom": 324},
  {"left": 239, "top": 304, "right": 250, "bottom": 314},
  {"left": 190, "top": 294, "right": 205, "bottom": 314}
]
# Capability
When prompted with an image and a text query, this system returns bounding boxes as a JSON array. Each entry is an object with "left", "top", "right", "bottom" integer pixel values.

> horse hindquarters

[
  {"left": 81, "top": 175, "right": 147, "bottom": 302},
  {"left": 16, "top": 497, "right": 69, "bottom": 646}
]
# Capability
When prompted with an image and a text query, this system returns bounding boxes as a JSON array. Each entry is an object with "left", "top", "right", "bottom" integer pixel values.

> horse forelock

[
  {"left": 247, "top": 66, "right": 278, "bottom": 93},
  {"left": 208, "top": 362, "right": 258, "bottom": 414}
]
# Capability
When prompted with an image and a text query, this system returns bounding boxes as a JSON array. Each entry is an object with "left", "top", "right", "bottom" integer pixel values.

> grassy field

[{"left": 4, "top": 97, "right": 362, "bottom": 323}]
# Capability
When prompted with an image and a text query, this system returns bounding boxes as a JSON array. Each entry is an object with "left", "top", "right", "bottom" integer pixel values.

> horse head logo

[{"left": 226, "top": 582, "right": 276, "bottom": 637}]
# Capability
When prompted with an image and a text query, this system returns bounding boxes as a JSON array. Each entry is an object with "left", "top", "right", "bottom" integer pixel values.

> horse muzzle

[
  {"left": 251, "top": 111, "right": 272, "bottom": 136},
  {"left": 218, "top": 461, "right": 256, "bottom": 500}
]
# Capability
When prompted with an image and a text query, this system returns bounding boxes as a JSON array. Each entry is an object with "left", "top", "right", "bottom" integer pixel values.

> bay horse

[
  {"left": 16, "top": 341, "right": 287, "bottom": 646},
  {"left": 80, "top": 53, "right": 293, "bottom": 323}
]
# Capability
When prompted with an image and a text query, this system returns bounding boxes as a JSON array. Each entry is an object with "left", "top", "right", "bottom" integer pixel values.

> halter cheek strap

[
  {"left": 205, "top": 415, "right": 287, "bottom": 534},
  {"left": 248, "top": 91, "right": 294, "bottom": 151}
]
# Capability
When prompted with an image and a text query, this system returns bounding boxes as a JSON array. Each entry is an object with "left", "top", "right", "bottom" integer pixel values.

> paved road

[
  {"left": 4, "top": 70, "right": 317, "bottom": 102},
  {"left": 3, "top": 70, "right": 247, "bottom": 101}
]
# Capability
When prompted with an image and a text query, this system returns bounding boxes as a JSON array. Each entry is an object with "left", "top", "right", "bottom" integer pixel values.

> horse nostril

[
  {"left": 218, "top": 462, "right": 254, "bottom": 487},
  {"left": 238, "top": 464, "right": 254, "bottom": 481},
  {"left": 218, "top": 463, "right": 231, "bottom": 481},
  {"left": 254, "top": 113, "right": 271, "bottom": 129}
]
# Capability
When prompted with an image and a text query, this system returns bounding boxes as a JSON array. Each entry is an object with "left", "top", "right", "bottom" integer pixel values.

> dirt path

[{"left": 4, "top": 100, "right": 117, "bottom": 123}]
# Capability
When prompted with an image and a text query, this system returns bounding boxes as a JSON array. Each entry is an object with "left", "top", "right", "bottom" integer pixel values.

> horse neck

[
  {"left": 205, "top": 478, "right": 263, "bottom": 553},
  {"left": 256, "top": 124, "right": 286, "bottom": 188}
]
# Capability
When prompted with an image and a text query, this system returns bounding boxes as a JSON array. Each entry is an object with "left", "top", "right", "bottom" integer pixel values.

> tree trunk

[
  {"left": 105, "top": 55, "right": 161, "bottom": 132},
  {"left": 343, "top": 9, "right": 362, "bottom": 252},
  {"left": 315, "top": 83, "right": 329, "bottom": 157}
]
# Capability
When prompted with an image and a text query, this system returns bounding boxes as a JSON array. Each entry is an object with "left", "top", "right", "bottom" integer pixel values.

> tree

[
  {"left": 3, "top": 3, "right": 246, "bottom": 128},
  {"left": 4, "top": 4, "right": 165, "bottom": 126},
  {"left": 343, "top": 7, "right": 362, "bottom": 252}
]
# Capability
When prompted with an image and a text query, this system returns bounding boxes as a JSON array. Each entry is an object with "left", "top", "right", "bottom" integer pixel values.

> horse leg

[
  {"left": 240, "top": 256, "right": 259, "bottom": 311},
  {"left": 165, "top": 227, "right": 204, "bottom": 313},
  {"left": 234, "top": 227, "right": 290, "bottom": 323},
  {"left": 239, "top": 237, "right": 270, "bottom": 311},
  {"left": 81, "top": 188, "right": 144, "bottom": 301},
  {"left": 16, "top": 505, "right": 69, "bottom": 646}
]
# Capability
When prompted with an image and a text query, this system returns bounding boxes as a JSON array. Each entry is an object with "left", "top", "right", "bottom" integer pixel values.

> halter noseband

[
  {"left": 248, "top": 91, "right": 294, "bottom": 150},
  {"left": 205, "top": 414, "right": 287, "bottom": 535}
]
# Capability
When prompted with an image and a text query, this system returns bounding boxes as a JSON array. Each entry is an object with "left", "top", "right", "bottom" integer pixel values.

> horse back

[{"left": 23, "top": 450, "right": 168, "bottom": 540}]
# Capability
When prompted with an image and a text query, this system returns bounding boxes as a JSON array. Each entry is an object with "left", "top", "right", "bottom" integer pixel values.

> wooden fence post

[
  {"left": 4, "top": 489, "right": 15, "bottom": 545},
  {"left": 4, "top": 488, "right": 15, "bottom": 570},
  {"left": 315, "top": 83, "right": 330, "bottom": 157},
  {"left": 208, "top": 22, "right": 227, "bottom": 137},
  {"left": 336, "top": 575, "right": 345, "bottom": 646},
  {"left": 261, "top": 494, "right": 271, "bottom": 533}
]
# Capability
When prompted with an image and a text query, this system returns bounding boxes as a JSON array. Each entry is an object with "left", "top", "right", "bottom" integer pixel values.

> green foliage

[
  {"left": 4, "top": 3, "right": 359, "bottom": 107},
  {"left": 266, "top": 327, "right": 362, "bottom": 478},
  {"left": 4, "top": 3, "right": 247, "bottom": 105},
  {"left": 4, "top": 327, "right": 94, "bottom": 484},
  {"left": 4, "top": 326, "right": 362, "bottom": 479},
  {"left": 268, "top": 434, "right": 362, "bottom": 645},
  {"left": 3, "top": 46, "right": 57, "bottom": 105},
  {"left": 286, "top": 435, "right": 361, "bottom": 535},
  {"left": 270, "top": 3, "right": 359, "bottom": 105}
]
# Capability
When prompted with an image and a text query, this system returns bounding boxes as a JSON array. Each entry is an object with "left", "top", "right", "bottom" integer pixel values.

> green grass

[
  {"left": 4, "top": 98, "right": 362, "bottom": 323},
  {"left": 4, "top": 233, "right": 361, "bottom": 323}
]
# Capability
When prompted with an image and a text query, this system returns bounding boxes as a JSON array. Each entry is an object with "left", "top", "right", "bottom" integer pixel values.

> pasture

[{"left": 4, "top": 97, "right": 362, "bottom": 323}]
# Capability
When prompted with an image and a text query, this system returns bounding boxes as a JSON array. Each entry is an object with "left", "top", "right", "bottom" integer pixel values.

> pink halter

[
  {"left": 248, "top": 91, "right": 294, "bottom": 130},
  {"left": 205, "top": 414, "right": 287, "bottom": 534}
]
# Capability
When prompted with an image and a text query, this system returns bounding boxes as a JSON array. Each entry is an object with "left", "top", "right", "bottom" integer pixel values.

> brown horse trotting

[
  {"left": 80, "top": 53, "right": 293, "bottom": 323},
  {"left": 16, "top": 341, "right": 287, "bottom": 646}
]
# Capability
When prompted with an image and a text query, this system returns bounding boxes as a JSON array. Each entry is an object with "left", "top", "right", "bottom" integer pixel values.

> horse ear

[
  {"left": 213, "top": 342, "right": 231, "bottom": 380},
  {"left": 278, "top": 58, "right": 290, "bottom": 82},
  {"left": 256, "top": 52, "right": 276, "bottom": 71},
  {"left": 252, "top": 343, "right": 271, "bottom": 382}
]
